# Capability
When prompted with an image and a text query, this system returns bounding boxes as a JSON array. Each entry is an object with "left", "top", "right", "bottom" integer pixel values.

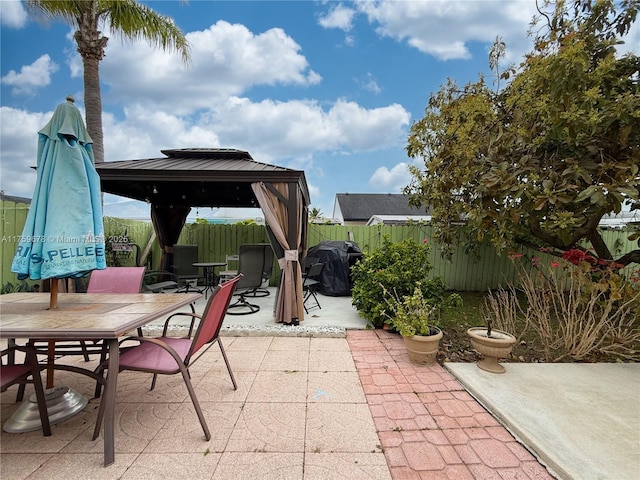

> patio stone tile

[
  {"left": 0, "top": 453, "right": 55, "bottom": 480},
  {"left": 442, "top": 465, "right": 476, "bottom": 479},
  {"left": 402, "top": 440, "right": 446, "bottom": 471},
  {"left": 467, "top": 463, "right": 508, "bottom": 480},
  {"left": 437, "top": 444, "right": 463, "bottom": 464},
  {"left": 377, "top": 430, "right": 403, "bottom": 449},
  {"left": 308, "top": 349, "right": 356, "bottom": 371},
  {"left": 351, "top": 352, "right": 396, "bottom": 368},
  {"left": 225, "top": 402, "right": 306, "bottom": 452},
  {"left": 307, "top": 371, "right": 366, "bottom": 403},
  {"left": 192, "top": 369, "right": 255, "bottom": 403},
  {"left": 303, "top": 452, "right": 392, "bottom": 479},
  {"left": 224, "top": 336, "right": 274, "bottom": 351},
  {"left": 144, "top": 402, "right": 243, "bottom": 453},
  {"left": 382, "top": 445, "right": 408, "bottom": 468},
  {"left": 121, "top": 452, "right": 221, "bottom": 480},
  {"left": 454, "top": 443, "right": 483, "bottom": 465},
  {"left": 415, "top": 428, "right": 450, "bottom": 446},
  {"left": 522, "top": 459, "right": 559, "bottom": 478},
  {"left": 268, "top": 336, "right": 310, "bottom": 351},
  {"left": 212, "top": 452, "right": 303, "bottom": 480},
  {"left": 21, "top": 453, "right": 138, "bottom": 479},
  {"left": 443, "top": 428, "right": 470, "bottom": 445},
  {"left": 260, "top": 349, "right": 310, "bottom": 371},
  {"left": 65, "top": 402, "right": 177, "bottom": 453},
  {"left": 305, "top": 403, "right": 381, "bottom": 454},
  {"left": 437, "top": 397, "right": 476, "bottom": 418},
  {"left": 225, "top": 347, "right": 268, "bottom": 371},
  {"left": 0, "top": 410, "right": 91, "bottom": 454},
  {"left": 506, "top": 439, "right": 540, "bottom": 461},
  {"left": 468, "top": 438, "right": 521, "bottom": 468},
  {"left": 114, "top": 372, "right": 191, "bottom": 403},
  {"left": 247, "top": 370, "right": 307, "bottom": 402},
  {"left": 309, "top": 337, "right": 351, "bottom": 352}
]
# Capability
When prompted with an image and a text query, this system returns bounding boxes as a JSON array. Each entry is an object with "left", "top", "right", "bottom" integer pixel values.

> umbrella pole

[
  {"left": 49, "top": 278, "right": 58, "bottom": 310},
  {"left": 46, "top": 341, "right": 56, "bottom": 389},
  {"left": 47, "top": 279, "right": 58, "bottom": 388}
]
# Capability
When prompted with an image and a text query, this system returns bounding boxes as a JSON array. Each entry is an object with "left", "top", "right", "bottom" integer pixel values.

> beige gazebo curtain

[{"left": 252, "top": 181, "right": 306, "bottom": 324}]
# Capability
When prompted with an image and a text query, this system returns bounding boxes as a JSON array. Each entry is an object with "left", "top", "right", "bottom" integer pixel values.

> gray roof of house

[
  {"left": 335, "top": 193, "right": 427, "bottom": 221},
  {"left": 0, "top": 192, "right": 31, "bottom": 204}
]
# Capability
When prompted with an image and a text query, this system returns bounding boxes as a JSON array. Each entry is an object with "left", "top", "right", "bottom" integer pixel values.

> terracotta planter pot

[
  {"left": 402, "top": 328, "right": 443, "bottom": 365},
  {"left": 467, "top": 327, "right": 516, "bottom": 374}
]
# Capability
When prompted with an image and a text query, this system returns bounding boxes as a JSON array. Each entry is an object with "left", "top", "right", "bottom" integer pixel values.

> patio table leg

[{"left": 92, "top": 338, "right": 119, "bottom": 466}]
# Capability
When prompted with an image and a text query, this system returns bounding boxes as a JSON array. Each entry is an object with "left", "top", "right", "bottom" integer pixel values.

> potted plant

[
  {"left": 467, "top": 289, "right": 517, "bottom": 373},
  {"left": 382, "top": 285, "right": 443, "bottom": 365}
]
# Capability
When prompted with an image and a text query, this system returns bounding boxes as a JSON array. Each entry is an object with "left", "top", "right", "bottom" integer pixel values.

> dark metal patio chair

[
  {"left": 172, "top": 245, "right": 204, "bottom": 294},
  {"left": 302, "top": 262, "right": 325, "bottom": 313},
  {"left": 226, "top": 244, "right": 270, "bottom": 315}
]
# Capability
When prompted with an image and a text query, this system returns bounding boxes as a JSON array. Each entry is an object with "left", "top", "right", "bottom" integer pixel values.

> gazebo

[{"left": 95, "top": 148, "right": 310, "bottom": 324}]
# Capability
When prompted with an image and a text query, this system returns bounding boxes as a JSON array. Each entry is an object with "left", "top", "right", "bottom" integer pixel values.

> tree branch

[{"left": 615, "top": 249, "right": 640, "bottom": 267}]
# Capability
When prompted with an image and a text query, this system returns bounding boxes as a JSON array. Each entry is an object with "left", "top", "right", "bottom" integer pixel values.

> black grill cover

[{"left": 306, "top": 240, "right": 363, "bottom": 296}]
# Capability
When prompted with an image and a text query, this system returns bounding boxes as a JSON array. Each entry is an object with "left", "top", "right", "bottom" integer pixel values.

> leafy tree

[
  {"left": 26, "top": 0, "right": 190, "bottom": 163},
  {"left": 406, "top": 0, "right": 639, "bottom": 266}
]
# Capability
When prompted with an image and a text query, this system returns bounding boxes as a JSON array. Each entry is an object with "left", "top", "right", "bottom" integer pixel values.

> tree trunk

[{"left": 83, "top": 54, "right": 104, "bottom": 163}]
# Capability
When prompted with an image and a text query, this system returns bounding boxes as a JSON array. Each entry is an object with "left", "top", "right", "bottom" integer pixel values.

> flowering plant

[{"left": 504, "top": 248, "right": 640, "bottom": 361}]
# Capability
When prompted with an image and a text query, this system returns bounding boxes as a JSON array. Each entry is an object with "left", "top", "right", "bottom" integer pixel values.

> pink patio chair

[
  {"left": 93, "top": 274, "right": 241, "bottom": 441},
  {"left": 1, "top": 345, "right": 52, "bottom": 436},
  {"left": 86, "top": 266, "right": 146, "bottom": 294},
  {"left": 22, "top": 267, "right": 147, "bottom": 400},
  {"left": 58, "top": 267, "right": 147, "bottom": 360}
]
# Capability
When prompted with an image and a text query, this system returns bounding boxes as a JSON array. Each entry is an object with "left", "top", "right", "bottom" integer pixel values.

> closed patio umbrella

[
  {"left": 11, "top": 96, "right": 106, "bottom": 300},
  {"left": 6, "top": 97, "right": 106, "bottom": 432}
]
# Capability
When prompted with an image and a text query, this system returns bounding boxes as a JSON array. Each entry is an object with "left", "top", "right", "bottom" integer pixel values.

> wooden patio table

[{"left": 0, "top": 291, "right": 201, "bottom": 467}]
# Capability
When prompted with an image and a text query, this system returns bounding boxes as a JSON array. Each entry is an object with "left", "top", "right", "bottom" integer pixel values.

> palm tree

[
  {"left": 309, "top": 207, "right": 323, "bottom": 222},
  {"left": 25, "top": 0, "right": 190, "bottom": 163}
]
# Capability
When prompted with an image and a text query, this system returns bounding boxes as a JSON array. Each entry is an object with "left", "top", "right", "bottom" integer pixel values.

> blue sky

[{"left": 2, "top": 1, "right": 637, "bottom": 222}]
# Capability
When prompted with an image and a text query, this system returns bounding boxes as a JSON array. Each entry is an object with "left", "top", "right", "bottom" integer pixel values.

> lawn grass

[{"left": 441, "top": 291, "right": 487, "bottom": 328}]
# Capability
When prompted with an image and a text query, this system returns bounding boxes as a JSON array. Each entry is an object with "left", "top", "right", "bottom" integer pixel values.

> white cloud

[
  {"left": 102, "top": 106, "right": 221, "bottom": 162},
  {"left": 0, "top": 0, "right": 27, "bottom": 28},
  {"left": 354, "top": 0, "right": 536, "bottom": 62},
  {"left": 0, "top": 107, "right": 50, "bottom": 197},
  {"left": 358, "top": 72, "right": 382, "bottom": 94},
  {"left": 318, "top": 4, "right": 356, "bottom": 31},
  {"left": 205, "top": 97, "right": 410, "bottom": 161},
  {"left": 0, "top": 92, "right": 410, "bottom": 202},
  {"left": 1, "top": 55, "right": 59, "bottom": 95},
  {"left": 98, "top": 20, "right": 322, "bottom": 115},
  {"left": 370, "top": 162, "right": 412, "bottom": 192}
]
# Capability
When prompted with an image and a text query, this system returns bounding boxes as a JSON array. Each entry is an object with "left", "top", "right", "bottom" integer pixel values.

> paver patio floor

[{"left": 2, "top": 330, "right": 556, "bottom": 479}]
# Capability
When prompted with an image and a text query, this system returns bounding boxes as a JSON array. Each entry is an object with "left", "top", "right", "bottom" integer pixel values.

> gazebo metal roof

[{"left": 95, "top": 148, "right": 310, "bottom": 208}]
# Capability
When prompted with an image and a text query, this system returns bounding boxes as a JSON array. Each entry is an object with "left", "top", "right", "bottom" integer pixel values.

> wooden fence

[{"left": 1, "top": 196, "right": 637, "bottom": 291}]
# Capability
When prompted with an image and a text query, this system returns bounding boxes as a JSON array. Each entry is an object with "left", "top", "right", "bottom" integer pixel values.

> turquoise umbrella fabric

[{"left": 11, "top": 99, "right": 106, "bottom": 281}]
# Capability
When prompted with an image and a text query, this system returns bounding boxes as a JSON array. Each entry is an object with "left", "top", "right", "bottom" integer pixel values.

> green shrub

[
  {"left": 351, "top": 236, "right": 448, "bottom": 328},
  {"left": 1, "top": 281, "right": 34, "bottom": 294},
  {"left": 381, "top": 284, "right": 440, "bottom": 336}
]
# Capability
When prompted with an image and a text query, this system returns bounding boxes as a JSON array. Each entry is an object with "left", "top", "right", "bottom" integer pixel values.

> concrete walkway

[{"left": 446, "top": 362, "right": 640, "bottom": 480}]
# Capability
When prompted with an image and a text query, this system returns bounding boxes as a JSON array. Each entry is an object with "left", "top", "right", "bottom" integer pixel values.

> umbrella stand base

[{"left": 3, "top": 385, "right": 88, "bottom": 433}]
